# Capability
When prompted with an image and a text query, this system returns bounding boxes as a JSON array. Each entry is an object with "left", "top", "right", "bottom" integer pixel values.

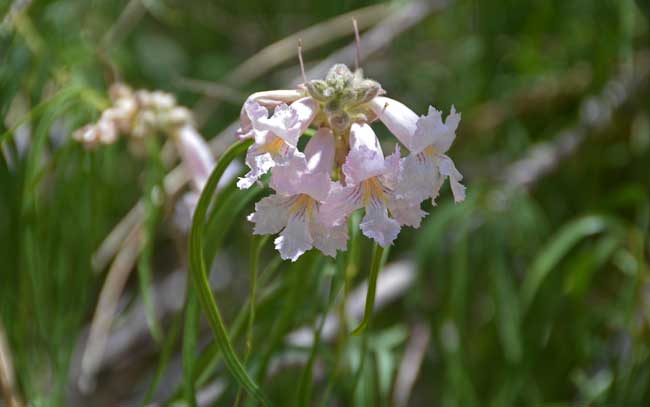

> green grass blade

[
  {"left": 521, "top": 215, "right": 618, "bottom": 309},
  {"left": 188, "top": 139, "right": 270, "bottom": 405},
  {"left": 182, "top": 289, "right": 200, "bottom": 406}
]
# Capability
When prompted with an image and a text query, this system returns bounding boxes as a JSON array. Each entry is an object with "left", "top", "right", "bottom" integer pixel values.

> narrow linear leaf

[
  {"left": 188, "top": 139, "right": 270, "bottom": 405},
  {"left": 182, "top": 289, "right": 200, "bottom": 406},
  {"left": 521, "top": 215, "right": 618, "bottom": 309}
]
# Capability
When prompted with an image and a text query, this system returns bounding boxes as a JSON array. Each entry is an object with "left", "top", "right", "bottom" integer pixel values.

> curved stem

[
  {"left": 351, "top": 244, "right": 386, "bottom": 335},
  {"left": 246, "top": 235, "right": 268, "bottom": 359},
  {"left": 188, "top": 139, "right": 271, "bottom": 405}
]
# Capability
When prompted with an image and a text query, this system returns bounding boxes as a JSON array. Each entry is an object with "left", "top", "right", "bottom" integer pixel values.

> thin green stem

[
  {"left": 188, "top": 139, "right": 270, "bottom": 405},
  {"left": 351, "top": 244, "right": 386, "bottom": 335}
]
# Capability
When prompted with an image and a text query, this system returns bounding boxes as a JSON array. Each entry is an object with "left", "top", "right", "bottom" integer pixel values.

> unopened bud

[
  {"left": 325, "top": 64, "right": 354, "bottom": 89},
  {"left": 306, "top": 80, "right": 333, "bottom": 102},
  {"left": 167, "top": 107, "right": 193, "bottom": 127},
  {"left": 109, "top": 83, "right": 133, "bottom": 103}
]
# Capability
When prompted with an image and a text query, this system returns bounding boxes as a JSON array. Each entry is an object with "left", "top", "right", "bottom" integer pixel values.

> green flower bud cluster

[{"left": 306, "top": 64, "right": 383, "bottom": 131}]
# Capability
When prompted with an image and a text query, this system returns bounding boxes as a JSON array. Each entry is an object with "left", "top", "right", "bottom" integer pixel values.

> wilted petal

[
  {"left": 369, "top": 96, "right": 418, "bottom": 148},
  {"left": 360, "top": 204, "right": 400, "bottom": 247},
  {"left": 174, "top": 126, "right": 215, "bottom": 191},
  {"left": 248, "top": 194, "right": 291, "bottom": 235},
  {"left": 311, "top": 221, "right": 348, "bottom": 258},
  {"left": 438, "top": 155, "right": 466, "bottom": 203},
  {"left": 274, "top": 215, "right": 313, "bottom": 262},
  {"left": 342, "top": 123, "right": 385, "bottom": 185}
]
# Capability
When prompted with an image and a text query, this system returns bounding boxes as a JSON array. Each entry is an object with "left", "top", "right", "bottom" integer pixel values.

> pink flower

[
  {"left": 237, "top": 97, "right": 317, "bottom": 189},
  {"left": 370, "top": 97, "right": 466, "bottom": 206},
  {"left": 247, "top": 128, "right": 348, "bottom": 261},
  {"left": 173, "top": 125, "right": 215, "bottom": 191},
  {"left": 320, "top": 123, "right": 425, "bottom": 248}
]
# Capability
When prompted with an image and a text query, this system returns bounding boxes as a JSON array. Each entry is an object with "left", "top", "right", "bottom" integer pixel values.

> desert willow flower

[
  {"left": 73, "top": 83, "right": 215, "bottom": 192},
  {"left": 248, "top": 128, "right": 348, "bottom": 261},
  {"left": 237, "top": 63, "right": 465, "bottom": 259}
]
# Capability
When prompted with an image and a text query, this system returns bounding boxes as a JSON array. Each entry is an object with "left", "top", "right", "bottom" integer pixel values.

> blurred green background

[{"left": 1, "top": 0, "right": 649, "bottom": 406}]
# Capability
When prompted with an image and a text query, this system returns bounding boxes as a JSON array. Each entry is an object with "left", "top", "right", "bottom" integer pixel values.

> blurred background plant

[{"left": 1, "top": 0, "right": 649, "bottom": 406}]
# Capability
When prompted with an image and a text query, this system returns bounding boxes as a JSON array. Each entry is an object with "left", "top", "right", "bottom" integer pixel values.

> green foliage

[{"left": 1, "top": 0, "right": 649, "bottom": 406}]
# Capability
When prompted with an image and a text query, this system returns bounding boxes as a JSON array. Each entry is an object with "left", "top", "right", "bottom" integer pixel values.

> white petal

[
  {"left": 395, "top": 153, "right": 438, "bottom": 205},
  {"left": 244, "top": 100, "right": 269, "bottom": 125},
  {"left": 438, "top": 155, "right": 466, "bottom": 203},
  {"left": 311, "top": 221, "right": 348, "bottom": 258},
  {"left": 256, "top": 103, "right": 301, "bottom": 146},
  {"left": 319, "top": 183, "right": 363, "bottom": 227},
  {"left": 430, "top": 169, "right": 446, "bottom": 206},
  {"left": 388, "top": 199, "right": 427, "bottom": 228},
  {"left": 237, "top": 150, "right": 275, "bottom": 189},
  {"left": 342, "top": 124, "right": 385, "bottom": 185},
  {"left": 290, "top": 97, "right": 318, "bottom": 135},
  {"left": 269, "top": 153, "right": 331, "bottom": 201},
  {"left": 412, "top": 105, "right": 461, "bottom": 154},
  {"left": 274, "top": 215, "right": 313, "bottom": 262},
  {"left": 304, "top": 127, "right": 335, "bottom": 174},
  {"left": 369, "top": 96, "right": 418, "bottom": 148},
  {"left": 360, "top": 204, "right": 401, "bottom": 248},
  {"left": 380, "top": 145, "right": 401, "bottom": 188},
  {"left": 247, "top": 194, "right": 291, "bottom": 235}
]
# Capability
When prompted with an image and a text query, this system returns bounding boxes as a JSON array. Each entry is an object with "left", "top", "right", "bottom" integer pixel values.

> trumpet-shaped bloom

[
  {"left": 237, "top": 97, "right": 317, "bottom": 189},
  {"left": 370, "top": 97, "right": 466, "bottom": 205},
  {"left": 247, "top": 128, "right": 347, "bottom": 261},
  {"left": 321, "top": 123, "right": 425, "bottom": 248}
]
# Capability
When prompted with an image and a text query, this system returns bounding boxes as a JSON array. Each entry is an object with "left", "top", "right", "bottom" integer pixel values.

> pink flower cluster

[
  {"left": 73, "top": 83, "right": 214, "bottom": 191},
  {"left": 238, "top": 64, "right": 465, "bottom": 261}
]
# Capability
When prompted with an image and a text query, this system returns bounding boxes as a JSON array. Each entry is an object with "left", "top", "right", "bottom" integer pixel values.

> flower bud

[
  {"left": 325, "top": 64, "right": 354, "bottom": 90},
  {"left": 108, "top": 83, "right": 133, "bottom": 103},
  {"left": 354, "top": 79, "right": 383, "bottom": 105},
  {"left": 167, "top": 107, "right": 194, "bottom": 128},
  {"left": 306, "top": 80, "right": 333, "bottom": 102}
]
